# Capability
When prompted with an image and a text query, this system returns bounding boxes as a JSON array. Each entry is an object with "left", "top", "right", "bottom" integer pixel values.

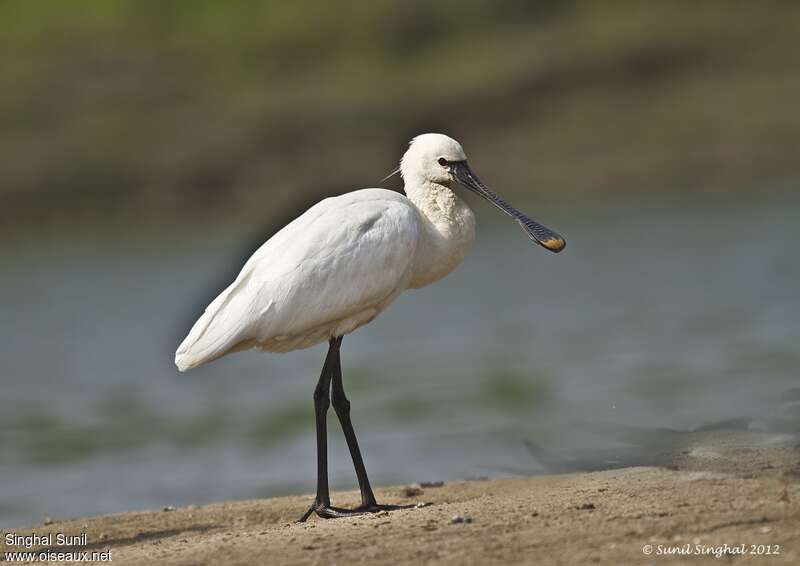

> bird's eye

[{"left": 438, "top": 157, "right": 449, "bottom": 167}]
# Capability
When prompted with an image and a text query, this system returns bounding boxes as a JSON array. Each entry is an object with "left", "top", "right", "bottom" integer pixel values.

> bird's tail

[
  {"left": 174, "top": 280, "right": 251, "bottom": 371},
  {"left": 174, "top": 314, "right": 220, "bottom": 371}
]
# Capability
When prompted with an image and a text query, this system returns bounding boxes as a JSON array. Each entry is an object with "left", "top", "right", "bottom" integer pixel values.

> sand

[{"left": 2, "top": 430, "right": 799, "bottom": 565}]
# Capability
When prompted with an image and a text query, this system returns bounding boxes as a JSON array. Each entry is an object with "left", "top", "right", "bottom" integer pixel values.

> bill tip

[{"left": 542, "top": 237, "right": 566, "bottom": 253}]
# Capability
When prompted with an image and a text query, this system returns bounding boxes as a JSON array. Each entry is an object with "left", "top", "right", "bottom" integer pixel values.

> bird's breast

[{"left": 408, "top": 198, "right": 475, "bottom": 289}]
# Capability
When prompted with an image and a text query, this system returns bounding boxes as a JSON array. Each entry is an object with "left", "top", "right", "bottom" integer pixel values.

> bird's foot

[{"left": 297, "top": 501, "right": 414, "bottom": 522}]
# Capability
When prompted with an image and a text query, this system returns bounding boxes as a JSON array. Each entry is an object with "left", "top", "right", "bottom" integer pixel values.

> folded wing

[{"left": 175, "top": 190, "right": 419, "bottom": 371}]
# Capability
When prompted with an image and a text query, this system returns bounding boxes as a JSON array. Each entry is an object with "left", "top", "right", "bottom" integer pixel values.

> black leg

[
  {"left": 330, "top": 337, "right": 412, "bottom": 514},
  {"left": 297, "top": 336, "right": 414, "bottom": 521},
  {"left": 330, "top": 339, "right": 377, "bottom": 507},
  {"left": 297, "top": 338, "right": 337, "bottom": 522}
]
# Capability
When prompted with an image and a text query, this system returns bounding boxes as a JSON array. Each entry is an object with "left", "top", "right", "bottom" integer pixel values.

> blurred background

[{"left": 2, "top": 0, "right": 799, "bottom": 528}]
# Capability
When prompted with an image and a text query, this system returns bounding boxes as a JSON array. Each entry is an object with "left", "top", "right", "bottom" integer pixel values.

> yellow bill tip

[{"left": 541, "top": 236, "right": 566, "bottom": 253}]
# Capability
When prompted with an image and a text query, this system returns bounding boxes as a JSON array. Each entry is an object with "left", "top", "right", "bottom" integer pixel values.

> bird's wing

[{"left": 175, "top": 190, "right": 419, "bottom": 370}]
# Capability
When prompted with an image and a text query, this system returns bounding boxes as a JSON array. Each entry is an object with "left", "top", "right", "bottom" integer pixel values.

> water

[{"left": 1, "top": 195, "right": 798, "bottom": 528}]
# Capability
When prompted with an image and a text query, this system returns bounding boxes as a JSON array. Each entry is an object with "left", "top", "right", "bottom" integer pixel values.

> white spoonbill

[{"left": 175, "top": 133, "right": 565, "bottom": 521}]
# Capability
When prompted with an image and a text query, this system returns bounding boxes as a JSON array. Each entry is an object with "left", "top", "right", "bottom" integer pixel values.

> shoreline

[{"left": 2, "top": 431, "right": 799, "bottom": 565}]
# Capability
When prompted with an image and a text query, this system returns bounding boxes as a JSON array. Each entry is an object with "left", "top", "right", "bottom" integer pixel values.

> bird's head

[
  {"left": 400, "top": 133, "right": 467, "bottom": 186},
  {"left": 399, "top": 133, "right": 566, "bottom": 253}
]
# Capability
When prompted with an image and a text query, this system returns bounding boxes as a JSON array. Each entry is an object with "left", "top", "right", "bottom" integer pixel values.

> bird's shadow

[{"left": 28, "top": 523, "right": 221, "bottom": 555}]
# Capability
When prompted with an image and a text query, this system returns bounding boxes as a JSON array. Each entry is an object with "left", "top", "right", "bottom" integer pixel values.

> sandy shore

[{"left": 3, "top": 430, "right": 799, "bottom": 565}]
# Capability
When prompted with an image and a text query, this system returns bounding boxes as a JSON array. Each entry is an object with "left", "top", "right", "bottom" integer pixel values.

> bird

[{"left": 175, "top": 133, "right": 565, "bottom": 521}]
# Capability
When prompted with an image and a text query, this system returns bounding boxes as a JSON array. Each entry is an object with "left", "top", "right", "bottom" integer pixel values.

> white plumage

[
  {"left": 174, "top": 132, "right": 565, "bottom": 520},
  {"left": 175, "top": 133, "right": 565, "bottom": 372},
  {"left": 175, "top": 134, "right": 477, "bottom": 371}
]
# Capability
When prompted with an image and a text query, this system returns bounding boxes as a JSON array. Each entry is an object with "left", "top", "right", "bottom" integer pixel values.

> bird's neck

[
  {"left": 405, "top": 180, "right": 464, "bottom": 223},
  {"left": 405, "top": 180, "right": 476, "bottom": 289}
]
